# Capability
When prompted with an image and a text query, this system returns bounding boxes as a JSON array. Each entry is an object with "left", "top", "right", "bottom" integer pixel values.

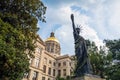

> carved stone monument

[{"left": 70, "top": 14, "right": 105, "bottom": 80}]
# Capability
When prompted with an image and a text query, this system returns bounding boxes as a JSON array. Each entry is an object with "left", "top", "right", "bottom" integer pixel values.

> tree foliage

[
  {"left": 0, "top": 19, "right": 29, "bottom": 80},
  {"left": 87, "top": 39, "right": 120, "bottom": 80},
  {"left": 104, "top": 39, "right": 120, "bottom": 60},
  {"left": 0, "top": 0, "right": 46, "bottom": 80},
  {"left": 86, "top": 40, "right": 112, "bottom": 78},
  {"left": 104, "top": 39, "right": 120, "bottom": 80}
]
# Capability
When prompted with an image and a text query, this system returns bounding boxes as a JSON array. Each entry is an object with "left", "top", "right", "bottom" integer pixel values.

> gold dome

[
  {"left": 46, "top": 37, "right": 59, "bottom": 43},
  {"left": 45, "top": 32, "right": 59, "bottom": 43}
]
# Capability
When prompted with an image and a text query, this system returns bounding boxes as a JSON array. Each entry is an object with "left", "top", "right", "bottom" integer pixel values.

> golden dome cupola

[{"left": 45, "top": 32, "right": 61, "bottom": 56}]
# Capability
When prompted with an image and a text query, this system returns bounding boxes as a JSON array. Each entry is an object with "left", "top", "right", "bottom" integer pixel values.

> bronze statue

[{"left": 71, "top": 14, "right": 92, "bottom": 77}]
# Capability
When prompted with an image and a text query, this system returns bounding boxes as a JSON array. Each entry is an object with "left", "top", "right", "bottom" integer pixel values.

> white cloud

[
  {"left": 53, "top": 7, "right": 104, "bottom": 55},
  {"left": 39, "top": 0, "right": 120, "bottom": 55},
  {"left": 55, "top": 24, "right": 74, "bottom": 55},
  {"left": 90, "top": 0, "right": 120, "bottom": 39},
  {"left": 108, "top": 0, "right": 120, "bottom": 38}
]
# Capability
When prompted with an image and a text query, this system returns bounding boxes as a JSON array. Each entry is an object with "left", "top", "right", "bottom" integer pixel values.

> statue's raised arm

[{"left": 71, "top": 14, "right": 76, "bottom": 32}]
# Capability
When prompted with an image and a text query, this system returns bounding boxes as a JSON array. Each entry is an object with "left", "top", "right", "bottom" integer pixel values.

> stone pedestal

[{"left": 71, "top": 74, "right": 105, "bottom": 80}]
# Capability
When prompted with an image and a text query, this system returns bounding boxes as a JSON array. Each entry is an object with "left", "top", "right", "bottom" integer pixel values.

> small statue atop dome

[{"left": 50, "top": 32, "right": 55, "bottom": 37}]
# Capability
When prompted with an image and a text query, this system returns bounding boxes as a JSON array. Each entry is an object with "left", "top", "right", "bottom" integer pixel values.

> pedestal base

[{"left": 71, "top": 74, "right": 105, "bottom": 80}]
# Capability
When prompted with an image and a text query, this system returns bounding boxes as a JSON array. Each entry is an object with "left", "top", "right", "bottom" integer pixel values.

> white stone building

[{"left": 23, "top": 32, "right": 75, "bottom": 80}]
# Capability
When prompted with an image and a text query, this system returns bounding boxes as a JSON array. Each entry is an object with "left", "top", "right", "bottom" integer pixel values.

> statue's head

[{"left": 76, "top": 28, "right": 80, "bottom": 34}]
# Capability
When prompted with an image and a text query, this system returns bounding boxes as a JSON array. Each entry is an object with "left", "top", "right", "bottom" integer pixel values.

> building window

[
  {"left": 48, "top": 78, "right": 50, "bottom": 80},
  {"left": 51, "top": 48, "right": 54, "bottom": 53},
  {"left": 32, "top": 71, "right": 38, "bottom": 80},
  {"left": 34, "top": 58, "right": 40, "bottom": 68},
  {"left": 58, "top": 63, "right": 61, "bottom": 67},
  {"left": 47, "top": 43, "right": 50, "bottom": 52},
  {"left": 49, "top": 60, "right": 52, "bottom": 64},
  {"left": 63, "top": 69, "right": 66, "bottom": 76},
  {"left": 53, "top": 69, "right": 55, "bottom": 76},
  {"left": 53, "top": 62, "right": 56, "bottom": 66},
  {"left": 43, "top": 65, "right": 46, "bottom": 73},
  {"left": 51, "top": 43, "right": 54, "bottom": 53},
  {"left": 42, "top": 77, "right": 45, "bottom": 80},
  {"left": 69, "top": 62, "right": 71, "bottom": 66},
  {"left": 58, "top": 70, "right": 61, "bottom": 77},
  {"left": 63, "top": 61, "right": 66, "bottom": 66},
  {"left": 48, "top": 67, "right": 51, "bottom": 75}
]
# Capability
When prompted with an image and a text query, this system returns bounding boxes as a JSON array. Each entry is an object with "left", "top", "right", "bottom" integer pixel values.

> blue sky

[{"left": 38, "top": 0, "right": 120, "bottom": 55}]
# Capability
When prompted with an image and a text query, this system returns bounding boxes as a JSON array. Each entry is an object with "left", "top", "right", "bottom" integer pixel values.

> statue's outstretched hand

[{"left": 71, "top": 14, "right": 74, "bottom": 22}]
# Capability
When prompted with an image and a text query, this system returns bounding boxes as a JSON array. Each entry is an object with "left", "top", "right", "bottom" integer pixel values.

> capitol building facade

[{"left": 23, "top": 32, "right": 75, "bottom": 80}]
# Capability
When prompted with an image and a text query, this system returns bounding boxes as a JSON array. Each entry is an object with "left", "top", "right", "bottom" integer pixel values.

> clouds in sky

[{"left": 38, "top": 0, "right": 120, "bottom": 55}]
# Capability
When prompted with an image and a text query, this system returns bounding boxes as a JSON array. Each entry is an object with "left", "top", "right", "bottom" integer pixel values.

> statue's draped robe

[{"left": 73, "top": 31, "right": 91, "bottom": 76}]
